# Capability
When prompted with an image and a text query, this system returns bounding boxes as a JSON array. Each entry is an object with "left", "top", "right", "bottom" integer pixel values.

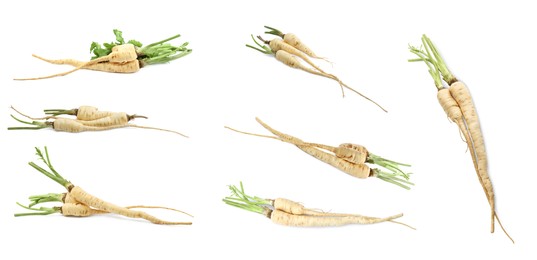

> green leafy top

[
  {"left": 90, "top": 29, "right": 142, "bottom": 60},
  {"left": 223, "top": 182, "right": 271, "bottom": 215},
  {"left": 90, "top": 29, "right": 191, "bottom": 65},
  {"left": 246, "top": 34, "right": 273, "bottom": 55},
  {"left": 14, "top": 202, "right": 60, "bottom": 217},
  {"left": 28, "top": 147, "right": 73, "bottom": 190},
  {"left": 264, "top": 25, "right": 285, "bottom": 38},
  {"left": 408, "top": 34, "right": 457, "bottom": 89}
]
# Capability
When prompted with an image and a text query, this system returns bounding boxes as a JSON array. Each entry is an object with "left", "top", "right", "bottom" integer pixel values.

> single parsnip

[
  {"left": 225, "top": 118, "right": 413, "bottom": 189},
  {"left": 409, "top": 34, "right": 513, "bottom": 243},
  {"left": 223, "top": 182, "right": 411, "bottom": 228},
  {"left": 14, "top": 147, "right": 192, "bottom": 225},
  {"left": 31, "top": 54, "right": 141, "bottom": 73},
  {"left": 14, "top": 29, "right": 191, "bottom": 80},
  {"left": 44, "top": 105, "right": 122, "bottom": 121},
  {"left": 72, "top": 113, "right": 146, "bottom": 127},
  {"left": 246, "top": 34, "right": 387, "bottom": 112},
  {"left": 264, "top": 25, "right": 328, "bottom": 61}
]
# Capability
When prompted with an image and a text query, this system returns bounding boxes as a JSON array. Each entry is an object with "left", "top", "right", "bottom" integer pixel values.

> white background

[{"left": 1, "top": 0, "right": 535, "bottom": 259}]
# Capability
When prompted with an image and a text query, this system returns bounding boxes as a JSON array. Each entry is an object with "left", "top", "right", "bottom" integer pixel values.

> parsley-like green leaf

[
  {"left": 128, "top": 39, "right": 143, "bottom": 47},
  {"left": 113, "top": 29, "right": 125, "bottom": 44}
]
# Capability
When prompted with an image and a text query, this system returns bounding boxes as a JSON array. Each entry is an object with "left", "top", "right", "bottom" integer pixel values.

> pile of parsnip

[
  {"left": 9, "top": 105, "right": 187, "bottom": 137},
  {"left": 247, "top": 26, "right": 386, "bottom": 112},
  {"left": 15, "top": 29, "right": 191, "bottom": 80},
  {"left": 15, "top": 147, "right": 192, "bottom": 225},
  {"left": 223, "top": 182, "right": 413, "bottom": 228}
]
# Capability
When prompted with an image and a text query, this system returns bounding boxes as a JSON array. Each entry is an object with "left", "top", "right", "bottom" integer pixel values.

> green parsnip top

[
  {"left": 90, "top": 29, "right": 142, "bottom": 59},
  {"left": 408, "top": 34, "right": 457, "bottom": 89},
  {"left": 90, "top": 29, "right": 192, "bottom": 65}
]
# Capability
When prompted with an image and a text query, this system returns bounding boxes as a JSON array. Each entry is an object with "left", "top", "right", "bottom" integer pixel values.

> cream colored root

[
  {"left": 305, "top": 142, "right": 369, "bottom": 165},
  {"left": 14, "top": 51, "right": 138, "bottom": 80},
  {"left": 270, "top": 209, "right": 402, "bottom": 227},
  {"left": 31, "top": 54, "right": 86, "bottom": 66},
  {"left": 52, "top": 118, "right": 117, "bottom": 132},
  {"left": 438, "top": 88, "right": 480, "bottom": 177},
  {"left": 334, "top": 143, "right": 369, "bottom": 164},
  {"left": 76, "top": 106, "right": 115, "bottom": 121},
  {"left": 271, "top": 198, "right": 308, "bottom": 215},
  {"left": 111, "top": 44, "right": 137, "bottom": 56},
  {"left": 295, "top": 207, "right": 415, "bottom": 230},
  {"left": 283, "top": 33, "right": 331, "bottom": 62},
  {"left": 226, "top": 120, "right": 371, "bottom": 178},
  {"left": 494, "top": 212, "right": 514, "bottom": 243},
  {"left": 31, "top": 54, "right": 140, "bottom": 73},
  {"left": 127, "top": 124, "right": 189, "bottom": 138},
  {"left": 61, "top": 203, "right": 107, "bottom": 217},
  {"left": 270, "top": 39, "right": 328, "bottom": 74},
  {"left": 31, "top": 52, "right": 137, "bottom": 66},
  {"left": 275, "top": 50, "right": 345, "bottom": 96},
  {"left": 10, "top": 106, "right": 57, "bottom": 120},
  {"left": 125, "top": 205, "right": 193, "bottom": 218},
  {"left": 271, "top": 198, "right": 373, "bottom": 219},
  {"left": 439, "top": 84, "right": 513, "bottom": 242},
  {"left": 226, "top": 125, "right": 330, "bottom": 149},
  {"left": 63, "top": 192, "right": 78, "bottom": 204},
  {"left": 226, "top": 124, "right": 369, "bottom": 165},
  {"left": 14, "top": 57, "right": 89, "bottom": 80},
  {"left": 254, "top": 118, "right": 372, "bottom": 178},
  {"left": 296, "top": 145, "right": 371, "bottom": 178},
  {"left": 338, "top": 81, "right": 388, "bottom": 112},
  {"left": 226, "top": 120, "right": 372, "bottom": 178},
  {"left": 69, "top": 186, "right": 191, "bottom": 225},
  {"left": 77, "top": 112, "right": 129, "bottom": 127},
  {"left": 52, "top": 117, "right": 186, "bottom": 136},
  {"left": 448, "top": 82, "right": 495, "bottom": 233},
  {"left": 437, "top": 88, "right": 477, "bottom": 163},
  {"left": 64, "top": 192, "right": 191, "bottom": 217},
  {"left": 274, "top": 49, "right": 386, "bottom": 111},
  {"left": 80, "top": 60, "right": 140, "bottom": 73}
]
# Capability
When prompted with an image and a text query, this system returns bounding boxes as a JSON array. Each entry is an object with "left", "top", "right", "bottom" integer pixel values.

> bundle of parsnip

[
  {"left": 226, "top": 118, "right": 413, "bottom": 189},
  {"left": 15, "top": 147, "right": 192, "bottom": 225},
  {"left": 15, "top": 29, "right": 191, "bottom": 80},
  {"left": 247, "top": 26, "right": 386, "bottom": 112},
  {"left": 223, "top": 182, "right": 413, "bottom": 228},
  {"left": 8, "top": 105, "right": 188, "bottom": 137},
  {"left": 409, "top": 34, "right": 513, "bottom": 243}
]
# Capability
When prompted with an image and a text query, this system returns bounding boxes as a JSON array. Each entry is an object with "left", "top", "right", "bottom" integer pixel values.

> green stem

[
  {"left": 14, "top": 202, "right": 59, "bottom": 217},
  {"left": 422, "top": 35, "right": 457, "bottom": 85},
  {"left": 264, "top": 25, "right": 284, "bottom": 38},
  {"left": 223, "top": 182, "right": 271, "bottom": 215},
  {"left": 141, "top": 34, "right": 181, "bottom": 50},
  {"left": 8, "top": 126, "right": 48, "bottom": 130},
  {"left": 8, "top": 115, "right": 50, "bottom": 130},
  {"left": 142, "top": 48, "right": 192, "bottom": 65},
  {"left": 246, "top": 34, "right": 272, "bottom": 54},
  {"left": 136, "top": 34, "right": 191, "bottom": 65},
  {"left": 43, "top": 108, "right": 77, "bottom": 116},
  {"left": 29, "top": 147, "right": 72, "bottom": 190},
  {"left": 28, "top": 193, "right": 64, "bottom": 207},
  {"left": 373, "top": 169, "right": 414, "bottom": 190},
  {"left": 408, "top": 45, "right": 443, "bottom": 90},
  {"left": 367, "top": 152, "right": 411, "bottom": 179},
  {"left": 408, "top": 35, "right": 457, "bottom": 89}
]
